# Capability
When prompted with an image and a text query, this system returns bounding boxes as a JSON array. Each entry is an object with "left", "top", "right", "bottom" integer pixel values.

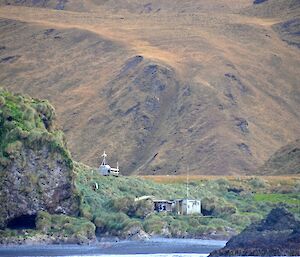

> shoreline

[{"left": 0, "top": 232, "right": 232, "bottom": 246}]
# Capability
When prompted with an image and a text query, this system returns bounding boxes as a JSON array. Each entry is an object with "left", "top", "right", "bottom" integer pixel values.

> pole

[{"left": 186, "top": 166, "right": 189, "bottom": 199}]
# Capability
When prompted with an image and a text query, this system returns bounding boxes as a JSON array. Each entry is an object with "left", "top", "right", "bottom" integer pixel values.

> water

[
  {"left": 57, "top": 255, "right": 208, "bottom": 257},
  {"left": 0, "top": 238, "right": 226, "bottom": 257},
  {"left": 2, "top": 239, "right": 297, "bottom": 257}
]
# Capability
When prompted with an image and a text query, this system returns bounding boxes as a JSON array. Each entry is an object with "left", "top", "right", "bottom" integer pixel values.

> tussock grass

[{"left": 74, "top": 165, "right": 300, "bottom": 238}]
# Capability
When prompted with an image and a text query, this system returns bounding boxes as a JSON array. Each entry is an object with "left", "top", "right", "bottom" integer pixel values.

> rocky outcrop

[
  {"left": 209, "top": 207, "right": 300, "bottom": 256},
  {"left": 0, "top": 89, "right": 79, "bottom": 229},
  {"left": 123, "top": 225, "right": 150, "bottom": 241}
]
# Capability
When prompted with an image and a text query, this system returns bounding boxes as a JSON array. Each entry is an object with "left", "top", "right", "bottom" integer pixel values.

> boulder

[
  {"left": 124, "top": 225, "right": 150, "bottom": 241},
  {"left": 209, "top": 207, "right": 300, "bottom": 256}
]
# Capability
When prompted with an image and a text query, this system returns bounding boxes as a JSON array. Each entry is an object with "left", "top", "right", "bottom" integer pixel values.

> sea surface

[
  {"left": 0, "top": 238, "right": 225, "bottom": 257},
  {"left": 0, "top": 238, "right": 299, "bottom": 257}
]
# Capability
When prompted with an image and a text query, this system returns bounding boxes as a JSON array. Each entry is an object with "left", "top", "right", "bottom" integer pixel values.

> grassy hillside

[
  {"left": 1, "top": 89, "right": 298, "bottom": 244},
  {"left": 2, "top": 166, "right": 300, "bottom": 243},
  {"left": 74, "top": 164, "right": 300, "bottom": 239},
  {"left": 0, "top": 1, "right": 299, "bottom": 175},
  {"left": 1, "top": 137, "right": 300, "bottom": 242}
]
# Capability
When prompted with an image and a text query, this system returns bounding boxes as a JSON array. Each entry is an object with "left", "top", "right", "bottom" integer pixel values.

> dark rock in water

[{"left": 209, "top": 207, "right": 300, "bottom": 256}]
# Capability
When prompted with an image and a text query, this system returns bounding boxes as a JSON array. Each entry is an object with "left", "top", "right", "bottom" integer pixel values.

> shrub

[
  {"left": 0, "top": 96, "right": 5, "bottom": 107},
  {"left": 215, "top": 178, "right": 230, "bottom": 187},
  {"left": 36, "top": 211, "right": 51, "bottom": 232},
  {"left": 34, "top": 101, "right": 56, "bottom": 130},
  {"left": 168, "top": 218, "right": 188, "bottom": 237},
  {"left": 217, "top": 203, "right": 237, "bottom": 217},
  {"left": 135, "top": 200, "right": 154, "bottom": 218},
  {"left": 110, "top": 197, "right": 153, "bottom": 218},
  {"left": 110, "top": 197, "right": 136, "bottom": 216},
  {"left": 27, "top": 129, "right": 44, "bottom": 148},
  {"left": 249, "top": 177, "right": 267, "bottom": 189},
  {"left": 187, "top": 224, "right": 207, "bottom": 236},
  {"left": 229, "top": 213, "right": 251, "bottom": 227},
  {"left": 143, "top": 214, "right": 165, "bottom": 234},
  {"left": 22, "top": 107, "right": 36, "bottom": 129},
  {"left": 79, "top": 205, "right": 93, "bottom": 221},
  {"left": 201, "top": 197, "right": 236, "bottom": 217},
  {"left": 294, "top": 181, "right": 300, "bottom": 193},
  {"left": 4, "top": 141, "right": 23, "bottom": 157},
  {"left": 122, "top": 219, "right": 143, "bottom": 237},
  {"left": 36, "top": 211, "right": 95, "bottom": 239},
  {"left": 94, "top": 212, "right": 129, "bottom": 235}
]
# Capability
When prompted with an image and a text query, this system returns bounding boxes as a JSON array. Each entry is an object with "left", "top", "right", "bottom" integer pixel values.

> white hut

[
  {"left": 175, "top": 199, "right": 201, "bottom": 215},
  {"left": 99, "top": 151, "right": 119, "bottom": 176}
]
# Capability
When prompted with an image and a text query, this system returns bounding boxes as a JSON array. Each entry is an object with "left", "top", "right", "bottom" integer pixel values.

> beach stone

[{"left": 125, "top": 225, "right": 150, "bottom": 240}]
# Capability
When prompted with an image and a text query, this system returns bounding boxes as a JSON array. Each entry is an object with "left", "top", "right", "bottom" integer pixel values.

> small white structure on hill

[
  {"left": 175, "top": 199, "right": 201, "bottom": 215},
  {"left": 99, "top": 151, "right": 119, "bottom": 176},
  {"left": 152, "top": 167, "right": 201, "bottom": 215}
]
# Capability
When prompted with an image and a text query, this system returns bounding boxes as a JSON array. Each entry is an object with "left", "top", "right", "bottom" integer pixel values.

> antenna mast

[
  {"left": 186, "top": 165, "right": 189, "bottom": 199},
  {"left": 101, "top": 151, "right": 107, "bottom": 165}
]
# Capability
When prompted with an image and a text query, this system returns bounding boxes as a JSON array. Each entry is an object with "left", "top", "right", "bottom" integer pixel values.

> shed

[
  {"left": 175, "top": 199, "right": 201, "bottom": 215},
  {"left": 153, "top": 200, "right": 174, "bottom": 212}
]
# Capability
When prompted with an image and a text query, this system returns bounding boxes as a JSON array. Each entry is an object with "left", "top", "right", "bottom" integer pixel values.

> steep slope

[
  {"left": 259, "top": 140, "right": 300, "bottom": 175},
  {"left": 243, "top": 0, "right": 300, "bottom": 18},
  {"left": 0, "top": 89, "right": 78, "bottom": 229},
  {"left": 0, "top": 0, "right": 80, "bottom": 11},
  {"left": 0, "top": 0, "right": 252, "bottom": 13},
  {"left": 0, "top": 1, "right": 299, "bottom": 175},
  {"left": 244, "top": 0, "right": 300, "bottom": 50}
]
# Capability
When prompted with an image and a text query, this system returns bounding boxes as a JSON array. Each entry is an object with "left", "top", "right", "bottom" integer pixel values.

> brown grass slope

[
  {"left": 244, "top": 0, "right": 300, "bottom": 49},
  {"left": 0, "top": 1, "right": 299, "bottom": 175},
  {"left": 259, "top": 139, "right": 300, "bottom": 175},
  {"left": 0, "top": 0, "right": 252, "bottom": 13}
]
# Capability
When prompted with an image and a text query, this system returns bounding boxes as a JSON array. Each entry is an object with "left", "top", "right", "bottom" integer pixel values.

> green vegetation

[
  {"left": 0, "top": 212, "right": 95, "bottom": 244},
  {"left": 0, "top": 88, "right": 72, "bottom": 169},
  {"left": 0, "top": 89, "right": 77, "bottom": 232},
  {"left": 0, "top": 89, "right": 299, "bottom": 243},
  {"left": 36, "top": 211, "right": 95, "bottom": 241},
  {"left": 254, "top": 193, "right": 300, "bottom": 205},
  {"left": 73, "top": 163, "right": 300, "bottom": 238}
]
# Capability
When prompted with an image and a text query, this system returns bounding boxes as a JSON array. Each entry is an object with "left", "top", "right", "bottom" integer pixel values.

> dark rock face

[
  {"left": 209, "top": 207, "right": 300, "bottom": 256},
  {"left": 0, "top": 145, "right": 78, "bottom": 229},
  {"left": 235, "top": 118, "right": 249, "bottom": 133},
  {"left": 0, "top": 90, "right": 79, "bottom": 229}
]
